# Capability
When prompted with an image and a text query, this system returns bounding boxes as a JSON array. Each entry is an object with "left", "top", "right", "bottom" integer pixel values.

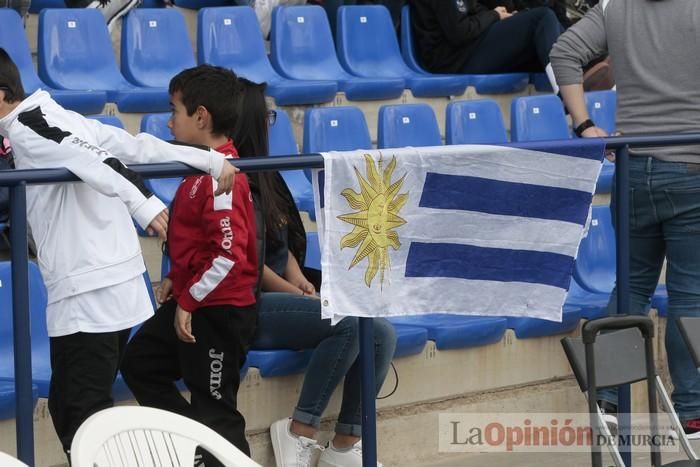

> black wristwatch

[{"left": 574, "top": 119, "right": 596, "bottom": 137}]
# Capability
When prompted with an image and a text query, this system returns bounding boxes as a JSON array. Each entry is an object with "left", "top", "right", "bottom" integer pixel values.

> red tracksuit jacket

[{"left": 167, "top": 140, "right": 258, "bottom": 312}]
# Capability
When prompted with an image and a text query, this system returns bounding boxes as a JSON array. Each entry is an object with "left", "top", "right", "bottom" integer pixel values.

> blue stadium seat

[
  {"left": 121, "top": 9, "right": 196, "bottom": 88},
  {"left": 38, "top": 9, "right": 170, "bottom": 113},
  {"left": 271, "top": 5, "right": 405, "bottom": 101},
  {"left": 0, "top": 378, "right": 38, "bottom": 420},
  {"left": 399, "top": 6, "right": 529, "bottom": 95},
  {"left": 269, "top": 110, "right": 315, "bottom": 219},
  {"left": 389, "top": 315, "right": 507, "bottom": 351},
  {"left": 377, "top": 104, "right": 441, "bottom": 149},
  {"left": 510, "top": 94, "right": 569, "bottom": 142},
  {"left": 29, "top": 0, "right": 64, "bottom": 13},
  {"left": 585, "top": 91, "right": 616, "bottom": 194},
  {"left": 336, "top": 6, "right": 466, "bottom": 98},
  {"left": 0, "top": 262, "right": 51, "bottom": 396},
  {"left": 176, "top": 0, "right": 229, "bottom": 8},
  {"left": 197, "top": 7, "right": 337, "bottom": 106},
  {"left": 303, "top": 106, "right": 372, "bottom": 153},
  {"left": 88, "top": 114, "right": 125, "bottom": 129},
  {"left": 565, "top": 277, "right": 609, "bottom": 320},
  {"left": 139, "top": 113, "right": 183, "bottom": 206},
  {"left": 445, "top": 99, "right": 508, "bottom": 145},
  {"left": 305, "top": 232, "right": 321, "bottom": 271},
  {"left": 530, "top": 73, "right": 553, "bottom": 92},
  {"left": 507, "top": 305, "right": 583, "bottom": 338},
  {"left": 574, "top": 205, "right": 666, "bottom": 313},
  {"left": 0, "top": 9, "right": 106, "bottom": 115},
  {"left": 245, "top": 349, "right": 313, "bottom": 378},
  {"left": 390, "top": 324, "right": 428, "bottom": 358}
]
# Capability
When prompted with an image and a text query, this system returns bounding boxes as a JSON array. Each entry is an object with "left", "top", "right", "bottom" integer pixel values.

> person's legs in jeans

[{"left": 460, "top": 7, "right": 562, "bottom": 74}]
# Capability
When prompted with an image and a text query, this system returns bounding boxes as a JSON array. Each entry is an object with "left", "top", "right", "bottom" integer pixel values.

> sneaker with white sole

[
  {"left": 318, "top": 440, "right": 383, "bottom": 467},
  {"left": 87, "top": 0, "right": 141, "bottom": 32},
  {"left": 270, "top": 418, "right": 322, "bottom": 467}
]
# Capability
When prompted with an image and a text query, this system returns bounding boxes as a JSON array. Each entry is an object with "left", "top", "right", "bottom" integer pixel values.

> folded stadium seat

[
  {"left": 139, "top": 113, "right": 183, "bottom": 206},
  {"left": 377, "top": 103, "right": 441, "bottom": 149},
  {"left": 0, "top": 378, "right": 38, "bottom": 420},
  {"left": 445, "top": 99, "right": 508, "bottom": 145},
  {"left": 336, "top": 6, "right": 466, "bottom": 98},
  {"left": 121, "top": 9, "right": 196, "bottom": 88},
  {"left": 506, "top": 305, "right": 583, "bottom": 339},
  {"left": 573, "top": 205, "right": 666, "bottom": 313},
  {"left": 529, "top": 73, "right": 553, "bottom": 92},
  {"left": 197, "top": 7, "right": 337, "bottom": 106},
  {"left": 304, "top": 231, "right": 321, "bottom": 271},
  {"left": 0, "top": 9, "right": 107, "bottom": 115},
  {"left": 28, "top": 0, "right": 64, "bottom": 13},
  {"left": 510, "top": 94, "right": 570, "bottom": 142},
  {"left": 38, "top": 9, "right": 170, "bottom": 113},
  {"left": 389, "top": 315, "right": 507, "bottom": 351},
  {"left": 271, "top": 5, "right": 405, "bottom": 101},
  {"left": 585, "top": 90, "right": 616, "bottom": 194},
  {"left": 268, "top": 109, "right": 316, "bottom": 220},
  {"left": 399, "top": 6, "right": 529, "bottom": 95},
  {"left": 390, "top": 324, "right": 428, "bottom": 358}
]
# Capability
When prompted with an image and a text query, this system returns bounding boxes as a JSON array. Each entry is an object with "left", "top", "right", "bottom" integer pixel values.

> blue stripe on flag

[
  {"left": 419, "top": 173, "right": 591, "bottom": 225},
  {"left": 509, "top": 138, "right": 606, "bottom": 161},
  {"left": 405, "top": 242, "right": 574, "bottom": 289}
]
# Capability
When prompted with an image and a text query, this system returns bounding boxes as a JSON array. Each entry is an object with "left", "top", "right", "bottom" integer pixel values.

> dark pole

[{"left": 359, "top": 318, "right": 377, "bottom": 466}]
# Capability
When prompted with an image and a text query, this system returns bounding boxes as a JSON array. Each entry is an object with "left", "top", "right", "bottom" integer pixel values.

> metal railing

[{"left": 2, "top": 133, "right": 700, "bottom": 466}]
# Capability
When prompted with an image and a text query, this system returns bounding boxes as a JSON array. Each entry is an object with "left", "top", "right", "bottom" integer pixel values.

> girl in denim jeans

[{"left": 231, "top": 79, "right": 396, "bottom": 467}]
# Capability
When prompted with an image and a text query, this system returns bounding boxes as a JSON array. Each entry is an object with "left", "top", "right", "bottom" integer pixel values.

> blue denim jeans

[
  {"left": 251, "top": 292, "right": 397, "bottom": 436},
  {"left": 599, "top": 156, "right": 700, "bottom": 421}
]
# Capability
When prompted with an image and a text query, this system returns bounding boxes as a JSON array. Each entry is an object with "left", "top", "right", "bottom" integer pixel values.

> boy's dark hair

[
  {"left": 0, "top": 48, "right": 25, "bottom": 103},
  {"left": 168, "top": 65, "right": 240, "bottom": 137}
]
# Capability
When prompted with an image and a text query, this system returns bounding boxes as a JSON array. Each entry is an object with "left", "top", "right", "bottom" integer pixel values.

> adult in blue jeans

[
  {"left": 551, "top": 0, "right": 700, "bottom": 438},
  {"left": 231, "top": 78, "right": 397, "bottom": 467}
]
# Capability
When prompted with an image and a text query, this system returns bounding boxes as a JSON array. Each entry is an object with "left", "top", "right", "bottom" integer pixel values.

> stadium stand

[
  {"left": 197, "top": 6, "right": 338, "bottom": 106},
  {"left": 38, "top": 8, "right": 170, "bottom": 113},
  {"left": 270, "top": 5, "right": 405, "bottom": 101},
  {"left": 336, "top": 5, "right": 467, "bottom": 98},
  {"left": 377, "top": 103, "right": 441, "bottom": 149},
  {"left": 389, "top": 315, "right": 508, "bottom": 351},
  {"left": 445, "top": 99, "right": 509, "bottom": 145}
]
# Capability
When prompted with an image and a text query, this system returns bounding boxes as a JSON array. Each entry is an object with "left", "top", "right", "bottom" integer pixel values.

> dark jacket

[{"left": 410, "top": 0, "right": 500, "bottom": 73}]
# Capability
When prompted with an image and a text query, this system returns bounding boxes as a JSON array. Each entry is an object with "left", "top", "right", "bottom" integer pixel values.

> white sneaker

[
  {"left": 318, "top": 440, "right": 383, "bottom": 467},
  {"left": 270, "top": 418, "right": 322, "bottom": 467},
  {"left": 87, "top": 0, "right": 141, "bottom": 32}
]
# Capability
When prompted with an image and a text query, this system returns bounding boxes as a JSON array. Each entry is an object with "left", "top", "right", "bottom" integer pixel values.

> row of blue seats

[{"left": 0, "top": 4, "right": 542, "bottom": 115}]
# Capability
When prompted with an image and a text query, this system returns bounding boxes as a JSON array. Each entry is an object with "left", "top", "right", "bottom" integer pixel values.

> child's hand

[
  {"left": 147, "top": 208, "right": 169, "bottom": 240},
  {"left": 215, "top": 161, "right": 240, "bottom": 196},
  {"left": 174, "top": 305, "right": 196, "bottom": 344},
  {"left": 155, "top": 278, "right": 172, "bottom": 304}
]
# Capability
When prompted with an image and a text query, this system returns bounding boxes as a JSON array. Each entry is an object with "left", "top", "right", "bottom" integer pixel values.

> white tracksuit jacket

[{"left": 0, "top": 90, "right": 225, "bottom": 309}]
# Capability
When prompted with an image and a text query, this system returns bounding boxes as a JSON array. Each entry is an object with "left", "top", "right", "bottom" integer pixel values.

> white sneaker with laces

[
  {"left": 318, "top": 440, "right": 383, "bottom": 467},
  {"left": 270, "top": 418, "right": 322, "bottom": 467},
  {"left": 87, "top": 0, "right": 141, "bottom": 32}
]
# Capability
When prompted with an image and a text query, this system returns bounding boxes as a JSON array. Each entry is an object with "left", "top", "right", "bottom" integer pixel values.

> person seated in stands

[
  {"left": 121, "top": 65, "right": 259, "bottom": 465},
  {"left": 232, "top": 78, "right": 397, "bottom": 467}
]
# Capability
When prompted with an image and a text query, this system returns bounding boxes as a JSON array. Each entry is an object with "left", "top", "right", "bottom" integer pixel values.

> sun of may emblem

[{"left": 337, "top": 154, "right": 408, "bottom": 288}]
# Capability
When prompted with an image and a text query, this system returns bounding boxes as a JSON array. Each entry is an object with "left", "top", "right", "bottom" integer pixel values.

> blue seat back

[
  {"left": 377, "top": 104, "right": 441, "bottom": 148},
  {"left": 269, "top": 110, "right": 298, "bottom": 156},
  {"left": 29, "top": 0, "right": 64, "bottom": 13},
  {"left": 88, "top": 115, "right": 125, "bottom": 129},
  {"left": 510, "top": 95, "right": 570, "bottom": 142},
  {"left": 176, "top": 0, "right": 229, "bottom": 8},
  {"left": 573, "top": 205, "right": 616, "bottom": 294},
  {"left": 303, "top": 107, "right": 371, "bottom": 153},
  {"left": 305, "top": 232, "right": 321, "bottom": 270},
  {"left": 122, "top": 9, "right": 196, "bottom": 88},
  {"left": 140, "top": 113, "right": 172, "bottom": 140},
  {"left": 585, "top": 90, "right": 616, "bottom": 135},
  {"left": 38, "top": 9, "right": 127, "bottom": 91},
  {"left": 197, "top": 7, "right": 279, "bottom": 84},
  {"left": 271, "top": 5, "right": 348, "bottom": 80},
  {"left": 399, "top": 5, "right": 427, "bottom": 73},
  {"left": 446, "top": 99, "right": 508, "bottom": 145},
  {"left": 0, "top": 9, "right": 45, "bottom": 93},
  {"left": 336, "top": 5, "right": 410, "bottom": 79}
]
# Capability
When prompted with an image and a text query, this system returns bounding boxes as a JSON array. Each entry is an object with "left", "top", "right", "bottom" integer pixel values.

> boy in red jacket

[{"left": 121, "top": 65, "right": 258, "bottom": 460}]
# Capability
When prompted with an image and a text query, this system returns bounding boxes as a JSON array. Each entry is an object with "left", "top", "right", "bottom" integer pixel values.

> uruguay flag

[{"left": 313, "top": 140, "right": 605, "bottom": 324}]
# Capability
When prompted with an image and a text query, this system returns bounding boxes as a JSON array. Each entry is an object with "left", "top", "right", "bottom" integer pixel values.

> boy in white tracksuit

[{"left": 0, "top": 48, "right": 237, "bottom": 460}]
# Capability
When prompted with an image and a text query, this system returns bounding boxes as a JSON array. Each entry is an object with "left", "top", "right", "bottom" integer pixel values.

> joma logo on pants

[{"left": 209, "top": 348, "right": 224, "bottom": 400}]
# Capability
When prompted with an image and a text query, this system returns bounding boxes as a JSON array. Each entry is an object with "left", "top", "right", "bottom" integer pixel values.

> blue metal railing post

[
  {"left": 359, "top": 317, "right": 377, "bottom": 467},
  {"left": 615, "top": 145, "right": 632, "bottom": 466},
  {"left": 9, "top": 182, "right": 34, "bottom": 467}
]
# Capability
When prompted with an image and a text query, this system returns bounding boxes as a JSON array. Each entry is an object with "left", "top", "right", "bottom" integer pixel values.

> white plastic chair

[
  {"left": 0, "top": 451, "right": 30, "bottom": 466},
  {"left": 70, "top": 406, "right": 261, "bottom": 467}
]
